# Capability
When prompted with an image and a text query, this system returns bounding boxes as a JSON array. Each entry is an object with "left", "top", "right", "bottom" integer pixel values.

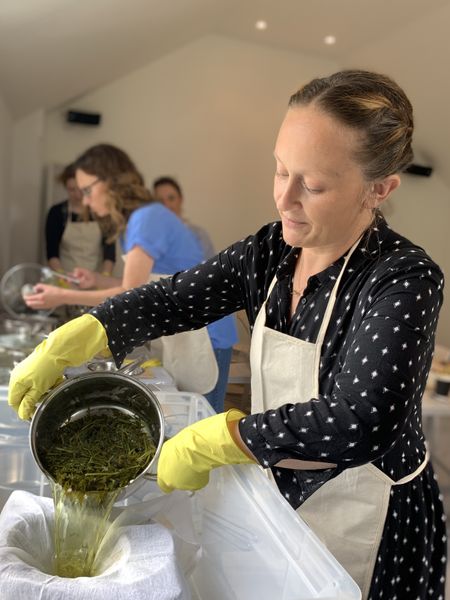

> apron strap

[
  {"left": 392, "top": 446, "right": 430, "bottom": 486},
  {"left": 262, "top": 237, "right": 362, "bottom": 398},
  {"left": 315, "top": 236, "right": 362, "bottom": 350},
  {"left": 311, "top": 236, "right": 362, "bottom": 395},
  {"left": 267, "top": 275, "right": 277, "bottom": 297}
]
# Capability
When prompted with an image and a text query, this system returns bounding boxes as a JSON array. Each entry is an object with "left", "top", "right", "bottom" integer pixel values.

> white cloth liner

[{"left": 0, "top": 490, "right": 199, "bottom": 600}]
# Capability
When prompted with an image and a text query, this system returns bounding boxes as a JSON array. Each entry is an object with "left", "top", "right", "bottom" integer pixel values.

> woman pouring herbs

[{"left": 9, "top": 70, "right": 446, "bottom": 598}]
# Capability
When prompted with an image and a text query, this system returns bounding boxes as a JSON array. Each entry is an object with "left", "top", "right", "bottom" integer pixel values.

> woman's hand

[
  {"left": 23, "top": 284, "right": 65, "bottom": 310},
  {"left": 71, "top": 267, "right": 97, "bottom": 289},
  {"left": 157, "top": 409, "right": 255, "bottom": 493},
  {"left": 8, "top": 315, "right": 109, "bottom": 420}
]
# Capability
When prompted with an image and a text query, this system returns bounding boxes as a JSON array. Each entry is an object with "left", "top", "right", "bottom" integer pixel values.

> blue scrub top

[
  {"left": 123, "top": 203, "right": 203, "bottom": 272},
  {"left": 123, "top": 203, "right": 238, "bottom": 349}
]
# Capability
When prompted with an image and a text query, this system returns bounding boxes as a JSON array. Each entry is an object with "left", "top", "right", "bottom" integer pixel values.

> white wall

[
  {"left": 383, "top": 175, "right": 450, "bottom": 347},
  {"left": 10, "top": 110, "right": 45, "bottom": 265},
  {"left": 44, "top": 34, "right": 338, "bottom": 251},
  {"left": 0, "top": 93, "right": 12, "bottom": 276},
  {"left": 42, "top": 32, "right": 449, "bottom": 347},
  {"left": 340, "top": 7, "right": 450, "bottom": 347}
]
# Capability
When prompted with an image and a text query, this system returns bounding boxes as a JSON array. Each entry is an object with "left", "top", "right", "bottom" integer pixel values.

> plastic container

[
  {"left": 0, "top": 387, "right": 49, "bottom": 500},
  {"left": 134, "top": 391, "right": 361, "bottom": 600},
  {"left": 0, "top": 441, "right": 50, "bottom": 509},
  {"left": 189, "top": 462, "right": 362, "bottom": 599},
  {"left": 0, "top": 387, "right": 360, "bottom": 599}
]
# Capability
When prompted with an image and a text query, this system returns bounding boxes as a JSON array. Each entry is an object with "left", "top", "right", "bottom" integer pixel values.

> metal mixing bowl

[{"left": 30, "top": 372, "right": 165, "bottom": 499}]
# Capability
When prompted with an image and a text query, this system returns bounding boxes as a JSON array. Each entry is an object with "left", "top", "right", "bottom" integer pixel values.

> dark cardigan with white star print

[{"left": 91, "top": 216, "right": 447, "bottom": 598}]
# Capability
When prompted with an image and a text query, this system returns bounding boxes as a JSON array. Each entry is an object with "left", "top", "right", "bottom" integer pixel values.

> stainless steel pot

[
  {"left": 29, "top": 371, "right": 165, "bottom": 500},
  {"left": 0, "top": 316, "right": 56, "bottom": 336}
]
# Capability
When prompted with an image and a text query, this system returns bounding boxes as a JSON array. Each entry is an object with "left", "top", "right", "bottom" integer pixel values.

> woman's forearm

[
  {"left": 227, "top": 419, "right": 258, "bottom": 461},
  {"left": 59, "top": 285, "right": 126, "bottom": 306},
  {"left": 95, "top": 273, "right": 122, "bottom": 289},
  {"left": 101, "top": 260, "right": 115, "bottom": 277},
  {"left": 228, "top": 419, "right": 336, "bottom": 470}
]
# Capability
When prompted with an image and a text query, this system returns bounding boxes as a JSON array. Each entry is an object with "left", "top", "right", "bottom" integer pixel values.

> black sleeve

[
  {"left": 238, "top": 259, "right": 444, "bottom": 469},
  {"left": 101, "top": 237, "right": 116, "bottom": 262},
  {"left": 90, "top": 247, "right": 246, "bottom": 366},
  {"left": 45, "top": 202, "right": 67, "bottom": 260},
  {"left": 90, "top": 222, "right": 286, "bottom": 366}
]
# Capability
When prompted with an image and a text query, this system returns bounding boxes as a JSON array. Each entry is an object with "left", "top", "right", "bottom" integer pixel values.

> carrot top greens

[{"left": 40, "top": 410, "right": 156, "bottom": 492}]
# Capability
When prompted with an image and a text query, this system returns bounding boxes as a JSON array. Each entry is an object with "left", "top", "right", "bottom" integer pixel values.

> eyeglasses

[{"left": 80, "top": 178, "right": 101, "bottom": 197}]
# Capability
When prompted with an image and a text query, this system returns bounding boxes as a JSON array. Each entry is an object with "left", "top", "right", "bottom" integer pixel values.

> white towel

[{"left": 0, "top": 490, "right": 192, "bottom": 600}]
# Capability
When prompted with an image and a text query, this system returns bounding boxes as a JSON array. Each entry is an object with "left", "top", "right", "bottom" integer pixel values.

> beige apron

[
  {"left": 59, "top": 210, "right": 103, "bottom": 272},
  {"left": 148, "top": 273, "right": 218, "bottom": 394},
  {"left": 121, "top": 258, "right": 219, "bottom": 395},
  {"left": 250, "top": 239, "right": 429, "bottom": 599}
]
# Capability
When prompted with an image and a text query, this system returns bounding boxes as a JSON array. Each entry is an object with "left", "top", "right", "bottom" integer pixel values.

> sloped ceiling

[
  {"left": 1, "top": 0, "right": 449, "bottom": 185},
  {"left": 0, "top": 0, "right": 447, "bottom": 116}
]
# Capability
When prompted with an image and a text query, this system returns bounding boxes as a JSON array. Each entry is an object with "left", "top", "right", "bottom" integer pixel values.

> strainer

[{"left": 0, "top": 263, "right": 67, "bottom": 321}]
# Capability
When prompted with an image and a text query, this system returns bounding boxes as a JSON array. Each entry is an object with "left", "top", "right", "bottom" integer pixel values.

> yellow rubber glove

[
  {"left": 157, "top": 409, "right": 256, "bottom": 493},
  {"left": 8, "top": 314, "right": 108, "bottom": 420}
]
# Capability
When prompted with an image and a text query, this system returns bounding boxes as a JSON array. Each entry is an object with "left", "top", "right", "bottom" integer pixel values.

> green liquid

[
  {"left": 52, "top": 484, "right": 119, "bottom": 578},
  {"left": 39, "top": 410, "right": 156, "bottom": 578}
]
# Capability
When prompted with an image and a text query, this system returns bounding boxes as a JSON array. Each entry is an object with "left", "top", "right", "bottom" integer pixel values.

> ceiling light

[
  {"left": 324, "top": 35, "right": 336, "bottom": 45},
  {"left": 255, "top": 20, "right": 268, "bottom": 31}
]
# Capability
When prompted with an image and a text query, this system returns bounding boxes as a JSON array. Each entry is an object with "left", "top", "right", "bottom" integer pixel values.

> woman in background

[
  {"left": 45, "top": 162, "right": 115, "bottom": 275},
  {"left": 28, "top": 144, "right": 236, "bottom": 406},
  {"left": 153, "top": 176, "right": 215, "bottom": 259}
]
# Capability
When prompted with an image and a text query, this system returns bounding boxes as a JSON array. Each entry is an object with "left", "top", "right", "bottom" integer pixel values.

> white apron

[
  {"left": 59, "top": 210, "right": 103, "bottom": 273},
  {"left": 121, "top": 257, "right": 219, "bottom": 395},
  {"left": 250, "top": 240, "right": 429, "bottom": 599}
]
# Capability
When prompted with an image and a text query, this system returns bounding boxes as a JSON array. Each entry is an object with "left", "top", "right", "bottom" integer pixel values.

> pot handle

[{"left": 118, "top": 355, "right": 147, "bottom": 376}]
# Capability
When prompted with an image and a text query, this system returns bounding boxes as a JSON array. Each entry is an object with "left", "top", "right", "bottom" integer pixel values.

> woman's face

[
  {"left": 65, "top": 177, "right": 82, "bottom": 204},
  {"left": 154, "top": 183, "right": 183, "bottom": 216},
  {"left": 76, "top": 169, "right": 110, "bottom": 217},
  {"left": 273, "top": 105, "right": 373, "bottom": 250}
]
